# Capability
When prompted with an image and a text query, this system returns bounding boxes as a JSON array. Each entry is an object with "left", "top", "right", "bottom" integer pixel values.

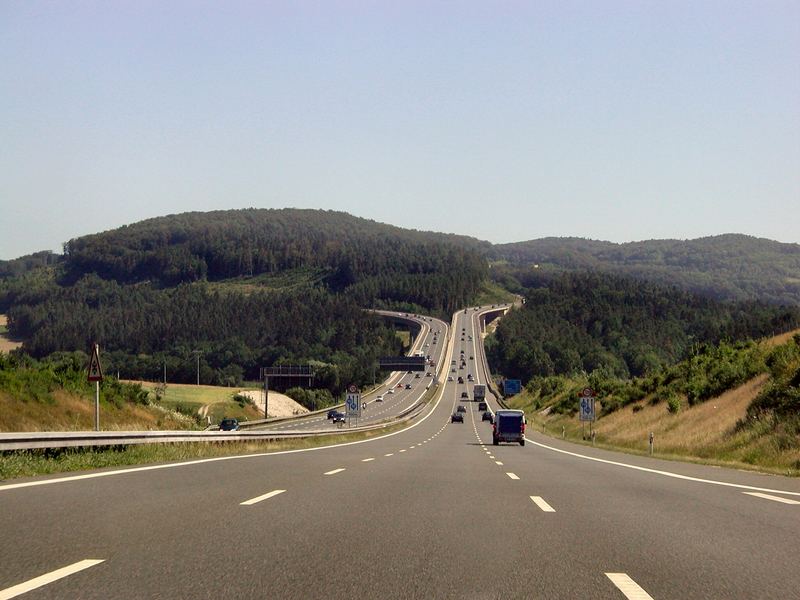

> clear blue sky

[{"left": 2, "top": 1, "right": 798, "bottom": 259}]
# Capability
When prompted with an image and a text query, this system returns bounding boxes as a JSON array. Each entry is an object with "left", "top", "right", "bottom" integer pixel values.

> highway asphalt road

[
  {"left": 1, "top": 306, "right": 799, "bottom": 599},
  {"left": 256, "top": 312, "right": 450, "bottom": 433}
]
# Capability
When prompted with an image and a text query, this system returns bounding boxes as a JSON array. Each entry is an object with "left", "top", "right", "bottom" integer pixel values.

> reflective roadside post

[{"left": 649, "top": 431, "right": 654, "bottom": 456}]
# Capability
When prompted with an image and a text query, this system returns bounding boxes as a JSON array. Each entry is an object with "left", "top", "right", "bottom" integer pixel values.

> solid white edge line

[
  {"left": 0, "top": 321, "right": 454, "bottom": 494},
  {"left": 324, "top": 468, "right": 345, "bottom": 475},
  {"left": 743, "top": 492, "right": 800, "bottom": 505},
  {"left": 530, "top": 495, "right": 555, "bottom": 512},
  {"left": 240, "top": 489, "right": 286, "bottom": 506},
  {"left": 605, "top": 573, "right": 654, "bottom": 600},
  {"left": 0, "top": 559, "right": 104, "bottom": 600},
  {"left": 526, "top": 438, "right": 800, "bottom": 497},
  {"left": 506, "top": 472, "right": 519, "bottom": 480}
]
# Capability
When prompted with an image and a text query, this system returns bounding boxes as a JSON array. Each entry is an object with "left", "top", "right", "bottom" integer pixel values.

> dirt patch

[
  {"left": 237, "top": 390, "right": 309, "bottom": 418},
  {"left": 0, "top": 314, "right": 22, "bottom": 353}
]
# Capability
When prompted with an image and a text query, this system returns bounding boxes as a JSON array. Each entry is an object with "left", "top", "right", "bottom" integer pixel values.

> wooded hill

[
  {"left": 491, "top": 234, "right": 800, "bottom": 305},
  {"left": 485, "top": 270, "right": 800, "bottom": 384},
  {"left": 0, "top": 209, "right": 488, "bottom": 392}
]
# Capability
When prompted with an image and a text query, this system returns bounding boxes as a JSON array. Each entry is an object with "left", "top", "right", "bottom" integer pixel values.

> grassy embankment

[
  {"left": 502, "top": 330, "right": 800, "bottom": 476},
  {"left": 1, "top": 383, "right": 441, "bottom": 481},
  {"left": 0, "top": 422, "right": 410, "bottom": 481},
  {"left": 130, "top": 381, "right": 262, "bottom": 425},
  {"left": 473, "top": 281, "right": 518, "bottom": 306}
]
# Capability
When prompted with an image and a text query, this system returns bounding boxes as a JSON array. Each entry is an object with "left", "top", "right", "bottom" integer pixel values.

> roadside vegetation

[
  {"left": 0, "top": 353, "right": 265, "bottom": 432},
  {"left": 0, "top": 423, "right": 409, "bottom": 481},
  {"left": 501, "top": 332, "right": 800, "bottom": 475}
]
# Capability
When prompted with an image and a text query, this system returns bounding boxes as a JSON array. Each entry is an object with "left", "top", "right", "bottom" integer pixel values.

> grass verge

[{"left": 0, "top": 422, "right": 409, "bottom": 481}]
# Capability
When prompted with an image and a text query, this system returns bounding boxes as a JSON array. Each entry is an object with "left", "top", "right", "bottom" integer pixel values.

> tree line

[
  {"left": 485, "top": 270, "right": 800, "bottom": 385},
  {"left": 4, "top": 275, "right": 405, "bottom": 393}
]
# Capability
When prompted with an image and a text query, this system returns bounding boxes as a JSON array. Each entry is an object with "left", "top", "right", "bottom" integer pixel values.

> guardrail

[
  {"left": 0, "top": 311, "right": 454, "bottom": 452},
  {"left": 240, "top": 311, "right": 435, "bottom": 429},
  {"left": 0, "top": 399, "right": 434, "bottom": 451}
]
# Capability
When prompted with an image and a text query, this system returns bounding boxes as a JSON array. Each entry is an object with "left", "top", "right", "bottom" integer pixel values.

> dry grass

[
  {"left": 761, "top": 327, "right": 800, "bottom": 348},
  {"left": 0, "top": 389, "right": 195, "bottom": 432},
  {"left": 524, "top": 373, "right": 799, "bottom": 475},
  {"left": 597, "top": 375, "right": 768, "bottom": 454}
]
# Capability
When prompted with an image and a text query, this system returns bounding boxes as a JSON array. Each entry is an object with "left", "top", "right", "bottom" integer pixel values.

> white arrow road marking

[
  {"left": 605, "top": 573, "right": 654, "bottom": 599},
  {"left": 0, "top": 560, "right": 104, "bottom": 600},
  {"left": 241, "top": 489, "right": 286, "bottom": 506},
  {"left": 324, "top": 468, "right": 346, "bottom": 475},
  {"left": 743, "top": 492, "right": 800, "bottom": 505},
  {"left": 530, "top": 496, "right": 555, "bottom": 512}
]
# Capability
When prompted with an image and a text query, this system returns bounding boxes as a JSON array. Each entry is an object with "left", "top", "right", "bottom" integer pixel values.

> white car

[
  {"left": 376, "top": 395, "right": 384, "bottom": 402},
  {"left": 387, "top": 388, "right": 394, "bottom": 394}
]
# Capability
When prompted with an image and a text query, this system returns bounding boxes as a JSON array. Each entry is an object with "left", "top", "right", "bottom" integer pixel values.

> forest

[
  {"left": 491, "top": 234, "right": 800, "bottom": 305},
  {"left": 0, "top": 209, "right": 493, "bottom": 394},
  {"left": 485, "top": 270, "right": 800, "bottom": 384},
  {"left": 3, "top": 274, "right": 404, "bottom": 392}
]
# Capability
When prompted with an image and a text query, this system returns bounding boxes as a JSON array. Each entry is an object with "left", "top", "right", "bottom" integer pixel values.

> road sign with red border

[{"left": 87, "top": 344, "right": 103, "bottom": 382}]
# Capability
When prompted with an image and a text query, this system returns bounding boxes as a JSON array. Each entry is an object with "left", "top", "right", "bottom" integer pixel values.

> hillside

[
  {"left": 486, "top": 270, "right": 800, "bottom": 382},
  {"left": 492, "top": 234, "right": 800, "bottom": 305},
  {"left": 503, "top": 331, "right": 800, "bottom": 474},
  {"left": 0, "top": 209, "right": 492, "bottom": 394},
  {"left": 58, "top": 208, "right": 489, "bottom": 315}
]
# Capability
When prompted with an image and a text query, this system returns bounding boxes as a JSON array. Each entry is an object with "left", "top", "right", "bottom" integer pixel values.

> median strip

[
  {"left": 605, "top": 573, "right": 654, "bottom": 600},
  {"left": 324, "top": 468, "right": 346, "bottom": 475},
  {"left": 0, "top": 559, "right": 104, "bottom": 600},
  {"left": 240, "top": 489, "right": 286, "bottom": 506}
]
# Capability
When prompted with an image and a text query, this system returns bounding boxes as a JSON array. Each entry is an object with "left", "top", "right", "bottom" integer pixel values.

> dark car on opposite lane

[{"left": 219, "top": 418, "right": 239, "bottom": 431}]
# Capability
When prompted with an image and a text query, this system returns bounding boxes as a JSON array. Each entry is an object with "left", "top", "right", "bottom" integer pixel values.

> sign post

[
  {"left": 345, "top": 384, "right": 361, "bottom": 426},
  {"left": 87, "top": 344, "right": 103, "bottom": 431},
  {"left": 578, "top": 387, "right": 596, "bottom": 440}
]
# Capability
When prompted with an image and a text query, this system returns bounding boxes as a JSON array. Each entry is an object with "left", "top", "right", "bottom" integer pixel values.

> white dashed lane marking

[
  {"left": 605, "top": 573, "right": 655, "bottom": 600},
  {"left": 241, "top": 489, "right": 286, "bottom": 506},
  {"left": 384, "top": 453, "right": 394, "bottom": 457},
  {"left": 361, "top": 458, "right": 375, "bottom": 462},
  {"left": 530, "top": 496, "right": 556, "bottom": 512},
  {"left": 324, "top": 468, "right": 346, "bottom": 475},
  {"left": 0, "top": 559, "right": 105, "bottom": 600},
  {"left": 743, "top": 492, "right": 800, "bottom": 505},
  {"left": 506, "top": 473, "right": 520, "bottom": 480}
]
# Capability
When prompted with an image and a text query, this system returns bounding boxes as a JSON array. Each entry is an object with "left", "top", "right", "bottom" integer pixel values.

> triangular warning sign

[{"left": 87, "top": 345, "right": 103, "bottom": 382}]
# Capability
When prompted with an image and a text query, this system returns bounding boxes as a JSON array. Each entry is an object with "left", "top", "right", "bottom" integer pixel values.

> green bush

[{"left": 666, "top": 393, "right": 681, "bottom": 414}]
